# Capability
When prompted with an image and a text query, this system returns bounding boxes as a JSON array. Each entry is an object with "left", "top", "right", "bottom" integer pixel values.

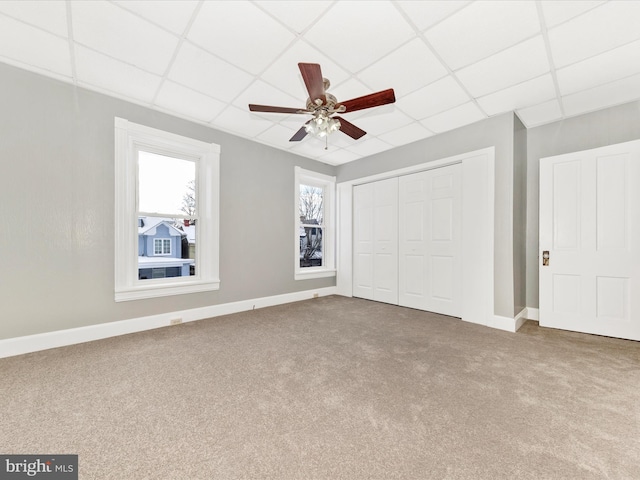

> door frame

[{"left": 337, "top": 147, "right": 497, "bottom": 329}]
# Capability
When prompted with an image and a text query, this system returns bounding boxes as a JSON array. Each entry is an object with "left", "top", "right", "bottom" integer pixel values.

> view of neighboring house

[
  {"left": 299, "top": 217, "right": 322, "bottom": 267},
  {"left": 138, "top": 217, "right": 194, "bottom": 280}
]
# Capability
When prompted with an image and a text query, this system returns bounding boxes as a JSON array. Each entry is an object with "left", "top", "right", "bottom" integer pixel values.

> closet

[{"left": 353, "top": 164, "right": 462, "bottom": 317}]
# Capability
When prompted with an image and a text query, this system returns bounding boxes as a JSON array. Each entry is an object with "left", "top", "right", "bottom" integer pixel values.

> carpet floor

[{"left": 1, "top": 295, "right": 639, "bottom": 479}]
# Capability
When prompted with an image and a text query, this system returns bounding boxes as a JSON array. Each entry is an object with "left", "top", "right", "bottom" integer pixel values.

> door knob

[{"left": 542, "top": 250, "right": 550, "bottom": 266}]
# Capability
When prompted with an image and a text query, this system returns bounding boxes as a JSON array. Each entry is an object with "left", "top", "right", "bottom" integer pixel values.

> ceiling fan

[{"left": 249, "top": 63, "right": 396, "bottom": 145}]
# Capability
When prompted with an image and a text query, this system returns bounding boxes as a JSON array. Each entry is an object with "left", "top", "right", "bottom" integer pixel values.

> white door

[
  {"left": 399, "top": 164, "right": 462, "bottom": 317},
  {"left": 539, "top": 140, "right": 640, "bottom": 340},
  {"left": 353, "top": 177, "right": 398, "bottom": 304}
]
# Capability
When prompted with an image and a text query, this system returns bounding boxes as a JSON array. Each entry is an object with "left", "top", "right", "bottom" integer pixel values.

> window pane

[
  {"left": 299, "top": 184, "right": 323, "bottom": 225},
  {"left": 138, "top": 216, "right": 196, "bottom": 281},
  {"left": 138, "top": 151, "right": 196, "bottom": 216},
  {"left": 300, "top": 226, "right": 322, "bottom": 268}
]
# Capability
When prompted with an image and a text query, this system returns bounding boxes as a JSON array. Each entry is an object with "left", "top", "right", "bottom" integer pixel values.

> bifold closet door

[
  {"left": 352, "top": 177, "right": 398, "bottom": 304},
  {"left": 399, "top": 164, "right": 462, "bottom": 317}
]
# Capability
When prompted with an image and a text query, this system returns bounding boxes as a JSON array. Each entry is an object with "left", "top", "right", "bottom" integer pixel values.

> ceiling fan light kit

[{"left": 248, "top": 63, "right": 395, "bottom": 148}]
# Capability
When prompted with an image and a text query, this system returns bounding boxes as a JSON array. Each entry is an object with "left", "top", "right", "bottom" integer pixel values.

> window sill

[
  {"left": 115, "top": 279, "right": 220, "bottom": 302},
  {"left": 295, "top": 269, "right": 336, "bottom": 281}
]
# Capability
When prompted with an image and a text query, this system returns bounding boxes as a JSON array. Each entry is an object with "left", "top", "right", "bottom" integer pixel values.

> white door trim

[{"left": 337, "top": 147, "right": 496, "bottom": 328}]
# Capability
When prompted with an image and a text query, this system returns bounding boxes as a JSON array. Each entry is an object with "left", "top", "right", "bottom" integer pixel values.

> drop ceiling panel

[
  {"left": 315, "top": 148, "right": 362, "bottom": 166},
  {"left": 72, "top": 1, "right": 179, "bottom": 75},
  {"left": 556, "top": 39, "right": 640, "bottom": 96},
  {"left": 397, "top": 76, "right": 470, "bottom": 120},
  {"left": 396, "top": 0, "right": 472, "bottom": 32},
  {"left": 477, "top": 74, "right": 556, "bottom": 116},
  {"left": 420, "top": 102, "right": 486, "bottom": 133},
  {"left": 303, "top": 1, "right": 415, "bottom": 73},
  {"left": 0, "top": 1, "right": 68, "bottom": 37},
  {"left": 424, "top": 0, "right": 540, "bottom": 70},
  {"left": 154, "top": 81, "right": 226, "bottom": 123},
  {"left": 357, "top": 38, "right": 448, "bottom": 96},
  {"left": 515, "top": 99, "right": 563, "bottom": 127},
  {"left": 112, "top": 0, "right": 199, "bottom": 35},
  {"left": 168, "top": 42, "right": 254, "bottom": 102},
  {"left": 0, "top": 15, "right": 71, "bottom": 78},
  {"left": 215, "top": 105, "right": 272, "bottom": 138},
  {"left": 378, "top": 123, "right": 434, "bottom": 147},
  {"left": 345, "top": 137, "right": 394, "bottom": 157},
  {"left": 455, "top": 36, "right": 549, "bottom": 97},
  {"left": 348, "top": 108, "right": 413, "bottom": 134},
  {"left": 539, "top": 0, "right": 605, "bottom": 28},
  {"left": 254, "top": 0, "right": 331, "bottom": 35},
  {"left": 563, "top": 72, "right": 640, "bottom": 117},
  {"left": 548, "top": 1, "right": 640, "bottom": 68},
  {"left": 75, "top": 46, "right": 162, "bottom": 103},
  {"left": 187, "top": 1, "right": 295, "bottom": 75}
]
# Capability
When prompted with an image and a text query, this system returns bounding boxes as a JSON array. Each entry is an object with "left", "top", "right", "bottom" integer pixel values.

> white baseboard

[
  {"left": 525, "top": 307, "right": 539, "bottom": 321},
  {"left": 488, "top": 308, "right": 528, "bottom": 333},
  {"left": 0, "top": 287, "right": 337, "bottom": 359}
]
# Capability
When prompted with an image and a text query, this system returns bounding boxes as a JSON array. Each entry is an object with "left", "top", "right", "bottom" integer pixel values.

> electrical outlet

[
  {"left": 313, "top": 293, "right": 319, "bottom": 298},
  {"left": 169, "top": 318, "right": 183, "bottom": 326}
]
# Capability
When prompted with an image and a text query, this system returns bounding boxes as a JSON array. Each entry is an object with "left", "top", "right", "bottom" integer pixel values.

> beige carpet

[{"left": 1, "top": 295, "right": 639, "bottom": 479}]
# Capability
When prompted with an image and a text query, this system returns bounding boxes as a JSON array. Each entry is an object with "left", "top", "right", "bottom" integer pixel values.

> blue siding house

[{"left": 138, "top": 217, "right": 194, "bottom": 280}]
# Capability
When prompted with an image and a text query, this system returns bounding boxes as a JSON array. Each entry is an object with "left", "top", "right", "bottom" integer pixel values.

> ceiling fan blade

[
  {"left": 249, "top": 104, "right": 306, "bottom": 114},
  {"left": 337, "top": 88, "right": 396, "bottom": 113},
  {"left": 299, "top": 62, "right": 326, "bottom": 105},
  {"left": 337, "top": 117, "right": 366, "bottom": 140},
  {"left": 290, "top": 124, "right": 309, "bottom": 142}
]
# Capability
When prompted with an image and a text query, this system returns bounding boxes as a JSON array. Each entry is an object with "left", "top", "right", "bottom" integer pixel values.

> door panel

[
  {"left": 352, "top": 178, "right": 398, "bottom": 304},
  {"left": 540, "top": 140, "right": 640, "bottom": 340},
  {"left": 399, "top": 164, "right": 461, "bottom": 316}
]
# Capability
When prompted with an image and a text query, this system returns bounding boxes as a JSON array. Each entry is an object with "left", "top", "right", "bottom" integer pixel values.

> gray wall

[
  {"left": 337, "top": 112, "right": 517, "bottom": 318},
  {"left": 0, "top": 63, "right": 335, "bottom": 340},
  {"left": 526, "top": 100, "right": 640, "bottom": 308},
  {"left": 513, "top": 114, "right": 527, "bottom": 316}
]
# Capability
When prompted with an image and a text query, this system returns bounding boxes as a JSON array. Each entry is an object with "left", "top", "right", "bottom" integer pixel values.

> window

[
  {"left": 295, "top": 167, "right": 335, "bottom": 280},
  {"left": 153, "top": 238, "right": 171, "bottom": 256},
  {"left": 115, "top": 118, "right": 220, "bottom": 301}
]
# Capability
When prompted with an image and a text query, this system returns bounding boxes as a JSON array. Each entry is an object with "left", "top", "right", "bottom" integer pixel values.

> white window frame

[
  {"left": 295, "top": 166, "right": 336, "bottom": 280},
  {"left": 115, "top": 118, "right": 220, "bottom": 301},
  {"left": 153, "top": 238, "right": 171, "bottom": 256}
]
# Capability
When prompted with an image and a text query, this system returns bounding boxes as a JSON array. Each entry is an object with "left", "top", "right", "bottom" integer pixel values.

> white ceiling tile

[
  {"left": 256, "top": 124, "right": 300, "bottom": 146},
  {"left": 345, "top": 107, "right": 413, "bottom": 136},
  {"left": 234, "top": 79, "right": 304, "bottom": 114},
  {"left": 75, "top": 46, "right": 162, "bottom": 102},
  {"left": 358, "top": 38, "right": 448, "bottom": 96},
  {"left": 539, "top": 0, "right": 605, "bottom": 28},
  {"left": 154, "top": 81, "right": 226, "bottom": 123},
  {"left": 420, "top": 102, "right": 486, "bottom": 133},
  {"left": 396, "top": 0, "right": 472, "bottom": 32},
  {"left": 515, "top": 99, "right": 562, "bottom": 127},
  {"left": 303, "top": 1, "right": 415, "bottom": 73},
  {"left": 188, "top": 1, "right": 295, "bottom": 75},
  {"left": 0, "top": 15, "right": 71, "bottom": 78},
  {"left": 260, "top": 42, "right": 351, "bottom": 104},
  {"left": 254, "top": 0, "right": 331, "bottom": 34},
  {"left": 72, "top": 1, "right": 179, "bottom": 75},
  {"left": 168, "top": 42, "right": 254, "bottom": 102},
  {"left": 0, "top": 1, "right": 68, "bottom": 37},
  {"left": 425, "top": 0, "right": 540, "bottom": 70},
  {"left": 377, "top": 122, "right": 433, "bottom": 147},
  {"left": 455, "top": 36, "right": 550, "bottom": 97},
  {"left": 556, "top": 38, "right": 640, "bottom": 96},
  {"left": 112, "top": 0, "right": 199, "bottom": 35},
  {"left": 477, "top": 74, "right": 556, "bottom": 116},
  {"left": 396, "top": 75, "right": 470, "bottom": 120},
  {"left": 330, "top": 78, "right": 375, "bottom": 107},
  {"left": 563, "top": 72, "right": 640, "bottom": 117},
  {"left": 344, "top": 137, "right": 395, "bottom": 157},
  {"left": 215, "top": 105, "right": 273, "bottom": 138},
  {"left": 316, "top": 148, "right": 362, "bottom": 166},
  {"left": 290, "top": 135, "right": 340, "bottom": 158},
  {"left": 548, "top": 1, "right": 640, "bottom": 68}
]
